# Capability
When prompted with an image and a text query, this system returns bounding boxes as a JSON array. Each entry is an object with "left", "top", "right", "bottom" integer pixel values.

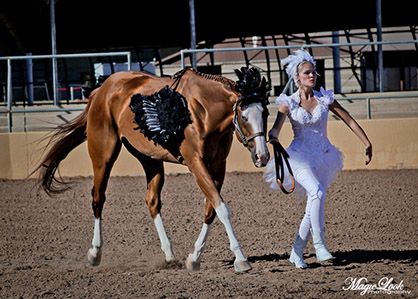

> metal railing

[
  {"left": 334, "top": 93, "right": 418, "bottom": 120},
  {"left": 0, "top": 51, "right": 131, "bottom": 132},
  {"left": 180, "top": 39, "right": 418, "bottom": 68},
  {"left": 2, "top": 40, "right": 418, "bottom": 132},
  {"left": 181, "top": 39, "right": 418, "bottom": 120},
  {"left": 181, "top": 39, "right": 418, "bottom": 95}
]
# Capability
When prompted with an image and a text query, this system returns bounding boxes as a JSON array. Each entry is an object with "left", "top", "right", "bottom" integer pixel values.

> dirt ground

[{"left": 1, "top": 170, "right": 417, "bottom": 298}]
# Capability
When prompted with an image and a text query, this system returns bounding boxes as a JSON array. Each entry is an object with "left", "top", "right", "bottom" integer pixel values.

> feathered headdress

[{"left": 281, "top": 49, "right": 316, "bottom": 87}]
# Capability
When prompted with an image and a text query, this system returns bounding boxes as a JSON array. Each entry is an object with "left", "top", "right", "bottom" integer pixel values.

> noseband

[{"left": 232, "top": 98, "right": 266, "bottom": 147}]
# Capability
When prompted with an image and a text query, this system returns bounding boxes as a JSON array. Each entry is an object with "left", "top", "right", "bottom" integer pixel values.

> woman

[{"left": 264, "top": 49, "right": 372, "bottom": 269}]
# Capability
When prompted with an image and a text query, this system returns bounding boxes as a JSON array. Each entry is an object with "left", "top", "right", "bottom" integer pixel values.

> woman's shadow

[
  {"left": 247, "top": 249, "right": 418, "bottom": 269},
  {"left": 330, "top": 249, "right": 418, "bottom": 266}
]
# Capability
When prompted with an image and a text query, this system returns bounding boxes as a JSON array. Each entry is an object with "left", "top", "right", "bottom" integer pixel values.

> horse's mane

[
  {"left": 172, "top": 68, "right": 237, "bottom": 89},
  {"left": 193, "top": 70, "right": 237, "bottom": 88}
]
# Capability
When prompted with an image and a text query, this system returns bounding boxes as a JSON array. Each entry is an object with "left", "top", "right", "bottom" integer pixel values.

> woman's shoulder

[
  {"left": 275, "top": 91, "right": 299, "bottom": 109},
  {"left": 314, "top": 87, "right": 335, "bottom": 105}
]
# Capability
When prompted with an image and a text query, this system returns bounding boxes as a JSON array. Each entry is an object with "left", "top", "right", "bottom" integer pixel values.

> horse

[{"left": 34, "top": 67, "right": 270, "bottom": 273}]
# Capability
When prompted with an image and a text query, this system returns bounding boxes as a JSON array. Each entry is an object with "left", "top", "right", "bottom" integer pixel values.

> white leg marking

[
  {"left": 189, "top": 223, "right": 212, "bottom": 263},
  {"left": 92, "top": 217, "right": 103, "bottom": 248},
  {"left": 87, "top": 217, "right": 103, "bottom": 266},
  {"left": 154, "top": 214, "right": 175, "bottom": 262},
  {"left": 215, "top": 202, "right": 246, "bottom": 262}
]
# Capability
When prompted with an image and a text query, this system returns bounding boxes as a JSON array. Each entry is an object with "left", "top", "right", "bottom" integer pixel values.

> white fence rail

[{"left": 0, "top": 51, "right": 131, "bottom": 132}]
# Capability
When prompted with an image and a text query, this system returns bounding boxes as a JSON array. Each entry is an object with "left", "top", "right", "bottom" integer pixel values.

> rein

[
  {"left": 271, "top": 140, "right": 295, "bottom": 194},
  {"left": 170, "top": 68, "right": 189, "bottom": 91},
  {"left": 232, "top": 98, "right": 265, "bottom": 147}
]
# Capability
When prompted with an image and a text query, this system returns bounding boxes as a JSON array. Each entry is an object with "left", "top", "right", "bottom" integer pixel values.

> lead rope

[{"left": 271, "top": 140, "right": 295, "bottom": 194}]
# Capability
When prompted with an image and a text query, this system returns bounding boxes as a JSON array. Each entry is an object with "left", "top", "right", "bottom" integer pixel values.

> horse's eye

[{"left": 241, "top": 115, "right": 248, "bottom": 122}]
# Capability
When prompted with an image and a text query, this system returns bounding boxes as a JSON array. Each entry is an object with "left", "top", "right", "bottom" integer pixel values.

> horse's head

[{"left": 233, "top": 67, "right": 270, "bottom": 168}]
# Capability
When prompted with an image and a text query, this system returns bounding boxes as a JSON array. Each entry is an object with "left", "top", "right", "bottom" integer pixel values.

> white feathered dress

[{"left": 263, "top": 88, "right": 344, "bottom": 198}]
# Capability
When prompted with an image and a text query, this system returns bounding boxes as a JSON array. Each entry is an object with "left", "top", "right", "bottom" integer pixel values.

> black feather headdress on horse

[
  {"left": 130, "top": 86, "right": 192, "bottom": 146},
  {"left": 234, "top": 67, "right": 270, "bottom": 107}
]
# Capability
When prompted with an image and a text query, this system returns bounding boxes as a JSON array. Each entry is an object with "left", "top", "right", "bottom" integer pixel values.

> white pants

[{"left": 294, "top": 167, "right": 327, "bottom": 241}]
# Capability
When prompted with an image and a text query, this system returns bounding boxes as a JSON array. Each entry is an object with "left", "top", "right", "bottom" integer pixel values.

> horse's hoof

[
  {"left": 87, "top": 248, "right": 102, "bottom": 266},
  {"left": 165, "top": 256, "right": 176, "bottom": 263},
  {"left": 234, "top": 260, "right": 252, "bottom": 273},
  {"left": 185, "top": 255, "right": 200, "bottom": 271}
]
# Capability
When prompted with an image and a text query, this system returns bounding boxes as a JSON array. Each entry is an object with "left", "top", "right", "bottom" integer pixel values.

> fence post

[
  {"left": 7, "top": 58, "right": 13, "bottom": 132},
  {"left": 127, "top": 52, "right": 131, "bottom": 71},
  {"left": 181, "top": 50, "right": 185, "bottom": 69},
  {"left": 366, "top": 98, "right": 371, "bottom": 119}
]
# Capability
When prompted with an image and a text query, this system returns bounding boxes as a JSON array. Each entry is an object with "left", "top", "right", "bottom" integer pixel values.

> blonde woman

[{"left": 264, "top": 50, "right": 372, "bottom": 269}]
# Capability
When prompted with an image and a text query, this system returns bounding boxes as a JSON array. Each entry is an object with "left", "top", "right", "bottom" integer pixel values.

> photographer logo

[{"left": 343, "top": 276, "right": 411, "bottom": 296}]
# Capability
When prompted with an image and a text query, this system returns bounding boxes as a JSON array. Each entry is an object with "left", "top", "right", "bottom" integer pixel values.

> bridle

[{"left": 232, "top": 98, "right": 267, "bottom": 147}]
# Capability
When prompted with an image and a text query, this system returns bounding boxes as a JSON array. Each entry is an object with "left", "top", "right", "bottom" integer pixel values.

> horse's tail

[{"left": 33, "top": 89, "right": 96, "bottom": 195}]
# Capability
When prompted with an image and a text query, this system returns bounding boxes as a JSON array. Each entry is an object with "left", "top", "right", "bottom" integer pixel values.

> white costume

[
  {"left": 263, "top": 87, "right": 343, "bottom": 268},
  {"left": 264, "top": 87, "right": 343, "bottom": 202},
  {"left": 263, "top": 50, "right": 344, "bottom": 268}
]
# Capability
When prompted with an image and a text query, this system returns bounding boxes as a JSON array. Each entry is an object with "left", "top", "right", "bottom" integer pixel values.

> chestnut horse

[{"left": 35, "top": 67, "right": 270, "bottom": 273}]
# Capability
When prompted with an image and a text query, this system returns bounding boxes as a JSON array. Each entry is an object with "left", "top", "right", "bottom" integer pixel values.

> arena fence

[
  {"left": 2, "top": 41, "right": 418, "bottom": 132},
  {"left": 1, "top": 118, "right": 417, "bottom": 179},
  {"left": 0, "top": 51, "right": 131, "bottom": 132},
  {"left": 180, "top": 39, "right": 418, "bottom": 70}
]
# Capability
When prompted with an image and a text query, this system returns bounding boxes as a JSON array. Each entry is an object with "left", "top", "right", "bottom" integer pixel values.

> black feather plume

[
  {"left": 234, "top": 67, "right": 270, "bottom": 107},
  {"left": 130, "top": 86, "right": 192, "bottom": 146}
]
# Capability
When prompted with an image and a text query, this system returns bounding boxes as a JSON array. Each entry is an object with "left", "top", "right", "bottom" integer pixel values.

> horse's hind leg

[
  {"left": 138, "top": 154, "right": 175, "bottom": 262},
  {"left": 86, "top": 129, "right": 122, "bottom": 266}
]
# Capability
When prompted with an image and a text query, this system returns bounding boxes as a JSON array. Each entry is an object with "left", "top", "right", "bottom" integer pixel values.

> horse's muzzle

[{"left": 254, "top": 150, "right": 269, "bottom": 168}]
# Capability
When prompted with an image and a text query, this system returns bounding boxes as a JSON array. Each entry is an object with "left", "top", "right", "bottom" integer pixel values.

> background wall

[{"left": 1, "top": 118, "right": 417, "bottom": 179}]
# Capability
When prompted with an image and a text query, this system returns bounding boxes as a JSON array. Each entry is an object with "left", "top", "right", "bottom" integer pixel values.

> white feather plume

[{"left": 281, "top": 49, "right": 316, "bottom": 87}]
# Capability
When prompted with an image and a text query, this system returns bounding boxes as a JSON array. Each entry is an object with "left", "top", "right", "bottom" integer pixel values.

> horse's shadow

[
  {"left": 248, "top": 252, "right": 290, "bottom": 263},
  {"left": 244, "top": 249, "right": 418, "bottom": 269}
]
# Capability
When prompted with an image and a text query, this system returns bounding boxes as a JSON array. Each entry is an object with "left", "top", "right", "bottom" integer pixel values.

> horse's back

[
  {"left": 97, "top": 71, "right": 169, "bottom": 98},
  {"left": 89, "top": 71, "right": 171, "bottom": 119}
]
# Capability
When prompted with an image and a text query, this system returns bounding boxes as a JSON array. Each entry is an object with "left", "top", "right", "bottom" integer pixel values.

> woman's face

[{"left": 296, "top": 62, "right": 317, "bottom": 88}]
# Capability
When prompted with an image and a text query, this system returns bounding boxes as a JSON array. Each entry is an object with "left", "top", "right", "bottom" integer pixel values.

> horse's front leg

[
  {"left": 188, "top": 158, "right": 251, "bottom": 273},
  {"left": 186, "top": 162, "right": 223, "bottom": 270}
]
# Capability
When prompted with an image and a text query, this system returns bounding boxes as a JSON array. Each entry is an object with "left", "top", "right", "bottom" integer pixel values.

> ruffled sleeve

[
  {"left": 315, "top": 87, "right": 335, "bottom": 106},
  {"left": 275, "top": 94, "right": 295, "bottom": 109}
]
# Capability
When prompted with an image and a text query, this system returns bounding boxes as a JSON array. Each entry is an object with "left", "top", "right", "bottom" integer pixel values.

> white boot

[
  {"left": 289, "top": 233, "right": 308, "bottom": 269},
  {"left": 311, "top": 228, "right": 334, "bottom": 262}
]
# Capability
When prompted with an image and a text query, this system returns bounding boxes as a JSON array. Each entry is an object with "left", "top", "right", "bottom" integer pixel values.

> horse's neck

[{"left": 181, "top": 72, "right": 238, "bottom": 134}]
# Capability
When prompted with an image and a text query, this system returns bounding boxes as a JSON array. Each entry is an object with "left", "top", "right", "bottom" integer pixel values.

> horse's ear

[
  {"left": 260, "top": 76, "right": 266, "bottom": 88},
  {"left": 234, "top": 68, "right": 244, "bottom": 82}
]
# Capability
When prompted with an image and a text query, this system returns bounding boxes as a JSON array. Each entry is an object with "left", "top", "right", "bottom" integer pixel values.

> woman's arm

[
  {"left": 268, "top": 104, "right": 289, "bottom": 142},
  {"left": 329, "top": 100, "right": 373, "bottom": 165}
]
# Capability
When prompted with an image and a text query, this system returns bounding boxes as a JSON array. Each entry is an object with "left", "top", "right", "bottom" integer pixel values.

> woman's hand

[
  {"left": 365, "top": 144, "right": 373, "bottom": 165},
  {"left": 268, "top": 128, "right": 279, "bottom": 142},
  {"left": 268, "top": 106, "right": 289, "bottom": 143}
]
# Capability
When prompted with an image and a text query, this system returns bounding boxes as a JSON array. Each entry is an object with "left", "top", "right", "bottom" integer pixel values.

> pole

[
  {"left": 376, "top": 0, "right": 384, "bottom": 92},
  {"left": 7, "top": 58, "right": 12, "bottom": 132},
  {"left": 50, "top": 0, "right": 59, "bottom": 105},
  {"left": 189, "top": 0, "right": 197, "bottom": 69},
  {"left": 332, "top": 31, "right": 342, "bottom": 93},
  {"left": 127, "top": 52, "right": 131, "bottom": 71},
  {"left": 25, "top": 53, "right": 34, "bottom": 105},
  {"left": 7, "top": 58, "right": 12, "bottom": 111}
]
